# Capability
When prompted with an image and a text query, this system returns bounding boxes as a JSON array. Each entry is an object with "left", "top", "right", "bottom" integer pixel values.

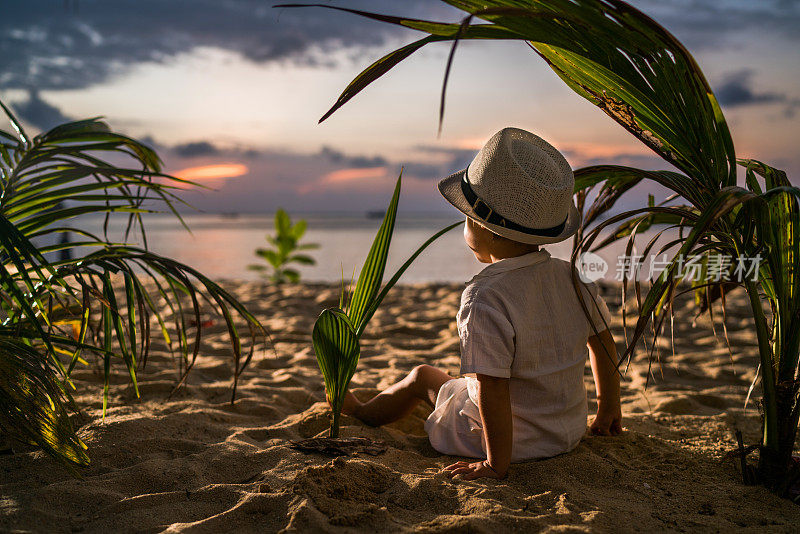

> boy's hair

[{"left": 473, "top": 218, "right": 535, "bottom": 247}]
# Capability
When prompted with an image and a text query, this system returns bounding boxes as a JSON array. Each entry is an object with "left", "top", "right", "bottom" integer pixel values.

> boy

[{"left": 340, "top": 127, "right": 621, "bottom": 481}]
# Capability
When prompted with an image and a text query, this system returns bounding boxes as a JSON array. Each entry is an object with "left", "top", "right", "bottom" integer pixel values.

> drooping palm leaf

[
  {"left": 467, "top": 0, "right": 736, "bottom": 188},
  {"left": 274, "top": 4, "right": 525, "bottom": 124},
  {"left": 0, "top": 330, "right": 89, "bottom": 469},
  {"left": 278, "top": 1, "right": 735, "bottom": 189},
  {"left": 0, "top": 102, "right": 267, "bottom": 467}
]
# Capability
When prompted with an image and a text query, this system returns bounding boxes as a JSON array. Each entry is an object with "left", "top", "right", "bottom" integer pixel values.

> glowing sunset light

[
  {"left": 451, "top": 138, "right": 485, "bottom": 150},
  {"left": 173, "top": 163, "right": 249, "bottom": 181},
  {"left": 558, "top": 142, "right": 652, "bottom": 159},
  {"left": 323, "top": 166, "right": 387, "bottom": 183}
]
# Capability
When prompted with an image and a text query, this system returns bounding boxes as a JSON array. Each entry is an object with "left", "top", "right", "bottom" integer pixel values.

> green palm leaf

[
  {"left": 0, "top": 332, "right": 89, "bottom": 469},
  {"left": 275, "top": 4, "right": 523, "bottom": 123},
  {"left": 0, "top": 101, "right": 267, "bottom": 468},
  {"left": 347, "top": 175, "right": 402, "bottom": 329},
  {"left": 312, "top": 309, "right": 359, "bottom": 438},
  {"left": 356, "top": 220, "right": 461, "bottom": 338},
  {"left": 279, "top": 1, "right": 735, "bottom": 189},
  {"left": 311, "top": 172, "right": 459, "bottom": 437}
]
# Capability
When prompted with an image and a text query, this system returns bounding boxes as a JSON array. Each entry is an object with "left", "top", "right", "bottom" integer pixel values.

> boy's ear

[{"left": 489, "top": 231, "right": 509, "bottom": 243}]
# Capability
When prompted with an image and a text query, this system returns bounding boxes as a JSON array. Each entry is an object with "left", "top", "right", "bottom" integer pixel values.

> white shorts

[{"left": 424, "top": 377, "right": 486, "bottom": 459}]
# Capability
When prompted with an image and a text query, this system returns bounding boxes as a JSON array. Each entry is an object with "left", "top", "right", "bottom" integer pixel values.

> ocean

[{"left": 69, "top": 212, "right": 629, "bottom": 283}]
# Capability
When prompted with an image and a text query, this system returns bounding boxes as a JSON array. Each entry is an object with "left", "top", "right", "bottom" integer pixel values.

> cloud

[
  {"left": 150, "top": 133, "right": 782, "bottom": 214},
  {"left": 172, "top": 163, "right": 249, "bottom": 181},
  {"left": 320, "top": 146, "right": 388, "bottom": 168},
  {"left": 633, "top": 0, "right": 800, "bottom": 49},
  {"left": 4, "top": 1, "right": 799, "bottom": 95},
  {"left": 417, "top": 140, "right": 666, "bottom": 173},
  {"left": 172, "top": 141, "right": 222, "bottom": 158},
  {"left": 715, "top": 70, "right": 785, "bottom": 107},
  {"left": 322, "top": 166, "right": 388, "bottom": 183},
  {"left": 406, "top": 145, "right": 477, "bottom": 179},
  {"left": 0, "top": 0, "right": 454, "bottom": 92},
  {"left": 298, "top": 165, "right": 390, "bottom": 193},
  {"left": 315, "top": 141, "right": 665, "bottom": 185},
  {"left": 168, "top": 140, "right": 277, "bottom": 160},
  {"left": 155, "top": 139, "right": 460, "bottom": 211},
  {"left": 11, "top": 89, "right": 71, "bottom": 130},
  {"left": 320, "top": 143, "right": 475, "bottom": 182},
  {"left": 129, "top": 134, "right": 705, "bottom": 216},
  {"left": 713, "top": 69, "right": 800, "bottom": 117},
  {"left": 317, "top": 144, "right": 473, "bottom": 181}
]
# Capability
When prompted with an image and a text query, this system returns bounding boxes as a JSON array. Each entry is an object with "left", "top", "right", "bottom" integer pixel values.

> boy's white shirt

[{"left": 425, "top": 249, "right": 613, "bottom": 461}]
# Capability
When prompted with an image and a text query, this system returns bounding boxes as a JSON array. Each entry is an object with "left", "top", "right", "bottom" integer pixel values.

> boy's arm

[
  {"left": 443, "top": 373, "right": 512, "bottom": 480},
  {"left": 588, "top": 328, "right": 622, "bottom": 435}
]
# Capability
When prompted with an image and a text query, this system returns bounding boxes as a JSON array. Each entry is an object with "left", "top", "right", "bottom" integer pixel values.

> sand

[{"left": 1, "top": 281, "right": 799, "bottom": 533}]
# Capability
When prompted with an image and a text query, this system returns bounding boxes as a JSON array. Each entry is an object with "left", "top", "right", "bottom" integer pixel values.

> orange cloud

[
  {"left": 172, "top": 163, "right": 249, "bottom": 181},
  {"left": 297, "top": 166, "right": 389, "bottom": 195},
  {"left": 322, "top": 166, "right": 388, "bottom": 183}
]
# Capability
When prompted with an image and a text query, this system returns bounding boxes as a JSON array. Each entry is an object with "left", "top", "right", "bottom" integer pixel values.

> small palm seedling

[
  {"left": 311, "top": 172, "right": 459, "bottom": 438},
  {"left": 249, "top": 208, "right": 319, "bottom": 283}
]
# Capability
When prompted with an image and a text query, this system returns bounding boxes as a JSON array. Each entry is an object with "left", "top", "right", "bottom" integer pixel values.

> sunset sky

[{"left": 3, "top": 0, "right": 799, "bottom": 214}]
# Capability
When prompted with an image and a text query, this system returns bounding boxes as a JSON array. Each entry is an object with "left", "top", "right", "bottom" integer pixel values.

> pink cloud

[
  {"left": 172, "top": 163, "right": 249, "bottom": 181},
  {"left": 297, "top": 165, "right": 390, "bottom": 195},
  {"left": 322, "top": 166, "right": 388, "bottom": 183}
]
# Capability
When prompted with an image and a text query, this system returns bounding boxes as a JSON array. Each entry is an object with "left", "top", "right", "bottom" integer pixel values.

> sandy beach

[{"left": 2, "top": 280, "right": 799, "bottom": 533}]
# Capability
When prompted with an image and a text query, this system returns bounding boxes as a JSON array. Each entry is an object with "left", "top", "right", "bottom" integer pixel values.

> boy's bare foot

[
  {"left": 341, "top": 390, "right": 362, "bottom": 417},
  {"left": 326, "top": 390, "right": 363, "bottom": 418}
]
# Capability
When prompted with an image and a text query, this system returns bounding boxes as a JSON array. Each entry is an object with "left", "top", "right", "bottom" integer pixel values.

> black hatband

[{"left": 460, "top": 172, "right": 568, "bottom": 237}]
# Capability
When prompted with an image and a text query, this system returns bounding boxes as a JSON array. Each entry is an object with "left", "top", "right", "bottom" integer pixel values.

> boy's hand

[
  {"left": 442, "top": 459, "right": 506, "bottom": 480},
  {"left": 590, "top": 403, "right": 622, "bottom": 436},
  {"left": 588, "top": 330, "right": 622, "bottom": 436}
]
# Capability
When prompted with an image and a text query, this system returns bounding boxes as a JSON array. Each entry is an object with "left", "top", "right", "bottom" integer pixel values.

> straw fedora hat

[{"left": 438, "top": 127, "right": 580, "bottom": 245}]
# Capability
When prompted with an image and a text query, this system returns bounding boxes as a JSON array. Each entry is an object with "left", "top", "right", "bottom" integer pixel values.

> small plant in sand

[
  {"left": 281, "top": 0, "right": 800, "bottom": 495},
  {"left": 249, "top": 208, "right": 319, "bottom": 283},
  {"left": 311, "top": 172, "right": 458, "bottom": 439},
  {"left": 0, "top": 102, "right": 265, "bottom": 470}
]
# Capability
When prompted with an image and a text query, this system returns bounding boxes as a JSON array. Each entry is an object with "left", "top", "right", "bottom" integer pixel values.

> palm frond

[
  {"left": 0, "top": 330, "right": 89, "bottom": 469},
  {"left": 347, "top": 175, "right": 402, "bottom": 330},
  {"left": 311, "top": 172, "right": 460, "bottom": 437},
  {"left": 312, "top": 309, "right": 359, "bottom": 438},
  {"left": 0, "top": 102, "right": 267, "bottom": 468},
  {"left": 280, "top": 1, "right": 736, "bottom": 188}
]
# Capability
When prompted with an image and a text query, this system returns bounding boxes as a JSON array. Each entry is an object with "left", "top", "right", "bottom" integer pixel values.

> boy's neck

[{"left": 487, "top": 243, "right": 540, "bottom": 263}]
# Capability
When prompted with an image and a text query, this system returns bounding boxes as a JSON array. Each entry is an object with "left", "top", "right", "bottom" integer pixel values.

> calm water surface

[{"left": 72, "top": 213, "right": 633, "bottom": 283}]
